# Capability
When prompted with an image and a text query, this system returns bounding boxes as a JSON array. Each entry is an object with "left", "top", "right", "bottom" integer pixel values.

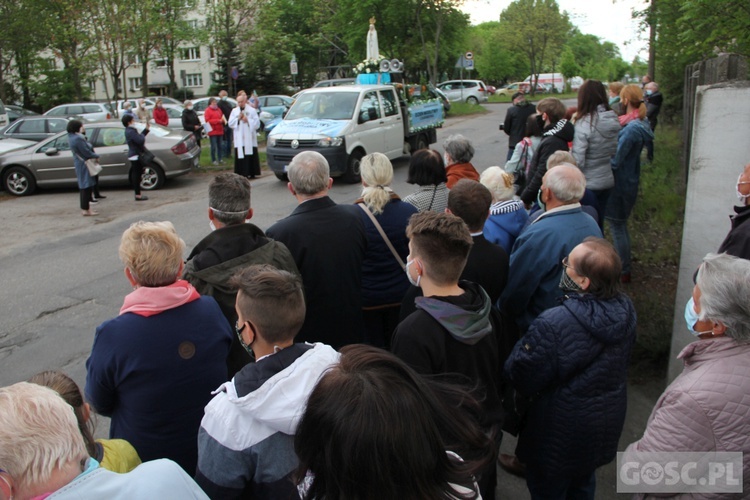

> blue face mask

[
  {"left": 645, "top": 89, "right": 653, "bottom": 96},
  {"left": 684, "top": 297, "right": 712, "bottom": 337}
]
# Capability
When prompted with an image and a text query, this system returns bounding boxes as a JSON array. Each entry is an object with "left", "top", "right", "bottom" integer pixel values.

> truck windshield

[{"left": 285, "top": 92, "right": 358, "bottom": 121}]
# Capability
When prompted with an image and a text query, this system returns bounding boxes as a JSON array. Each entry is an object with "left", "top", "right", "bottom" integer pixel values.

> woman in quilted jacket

[
  {"left": 624, "top": 252, "right": 750, "bottom": 498},
  {"left": 504, "top": 237, "right": 636, "bottom": 499}
]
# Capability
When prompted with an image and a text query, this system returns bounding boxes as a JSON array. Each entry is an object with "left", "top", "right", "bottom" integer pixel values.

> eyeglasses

[{"left": 562, "top": 256, "right": 585, "bottom": 276}]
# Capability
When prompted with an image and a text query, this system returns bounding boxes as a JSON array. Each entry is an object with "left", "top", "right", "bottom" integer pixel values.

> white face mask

[
  {"left": 405, "top": 258, "right": 421, "bottom": 287},
  {"left": 209, "top": 220, "right": 216, "bottom": 231},
  {"left": 186, "top": 106, "right": 193, "bottom": 111},
  {"left": 737, "top": 174, "right": 750, "bottom": 203}
]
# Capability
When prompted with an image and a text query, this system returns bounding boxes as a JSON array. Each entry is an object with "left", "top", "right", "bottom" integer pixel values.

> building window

[
  {"left": 153, "top": 58, "right": 167, "bottom": 68},
  {"left": 209, "top": 47, "right": 216, "bottom": 60},
  {"left": 130, "top": 54, "right": 142, "bottom": 65},
  {"left": 129, "top": 77, "right": 143, "bottom": 91},
  {"left": 186, "top": 20, "right": 199, "bottom": 29},
  {"left": 114, "top": 78, "right": 123, "bottom": 92},
  {"left": 185, "top": 73, "right": 203, "bottom": 87},
  {"left": 180, "top": 47, "right": 200, "bottom": 61},
  {"left": 88, "top": 80, "right": 96, "bottom": 92}
]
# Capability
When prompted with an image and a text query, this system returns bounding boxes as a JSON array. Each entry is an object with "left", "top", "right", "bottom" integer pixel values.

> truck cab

[{"left": 266, "top": 85, "right": 439, "bottom": 183}]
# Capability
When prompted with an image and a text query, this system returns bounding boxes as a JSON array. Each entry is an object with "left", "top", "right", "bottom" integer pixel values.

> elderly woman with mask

[
  {"left": 480, "top": 166, "right": 529, "bottom": 254},
  {"left": 443, "top": 134, "right": 479, "bottom": 188},
  {"left": 85, "top": 221, "right": 232, "bottom": 474},
  {"left": 624, "top": 253, "right": 750, "bottom": 496}
]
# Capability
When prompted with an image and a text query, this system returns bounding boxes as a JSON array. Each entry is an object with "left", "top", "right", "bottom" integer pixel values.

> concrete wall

[{"left": 668, "top": 80, "right": 750, "bottom": 381}]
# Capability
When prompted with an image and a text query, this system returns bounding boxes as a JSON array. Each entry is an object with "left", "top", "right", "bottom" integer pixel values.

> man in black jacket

[
  {"left": 718, "top": 163, "right": 750, "bottom": 259},
  {"left": 266, "top": 151, "right": 367, "bottom": 348},
  {"left": 520, "top": 97, "right": 575, "bottom": 207},
  {"left": 218, "top": 90, "right": 233, "bottom": 159},
  {"left": 502, "top": 92, "right": 536, "bottom": 161},
  {"left": 392, "top": 210, "right": 503, "bottom": 499},
  {"left": 183, "top": 173, "right": 299, "bottom": 377}
]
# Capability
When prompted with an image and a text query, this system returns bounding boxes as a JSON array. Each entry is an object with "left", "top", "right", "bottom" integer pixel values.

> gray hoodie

[{"left": 572, "top": 105, "right": 620, "bottom": 190}]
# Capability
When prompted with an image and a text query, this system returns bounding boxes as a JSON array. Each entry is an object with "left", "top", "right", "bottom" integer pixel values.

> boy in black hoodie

[
  {"left": 520, "top": 97, "right": 575, "bottom": 207},
  {"left": 391, "top": 211, "right": 502, "bottom": 499}
]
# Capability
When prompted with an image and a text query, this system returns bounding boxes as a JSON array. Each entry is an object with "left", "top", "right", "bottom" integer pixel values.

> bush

[{"left": 174, "top": 88, "right": 195, "bottom": 100}]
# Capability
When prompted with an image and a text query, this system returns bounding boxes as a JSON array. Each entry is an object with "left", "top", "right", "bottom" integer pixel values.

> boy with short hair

[
  {"left": 391, "top": 211, "right": 502, "bottom": 499},
  {"left": 195, "top": 264, "right": 339, "bottom": 499}
]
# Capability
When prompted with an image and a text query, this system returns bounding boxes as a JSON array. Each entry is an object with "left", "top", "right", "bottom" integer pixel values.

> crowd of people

[{"left": 7, "top": 78, "right": 750, "bottom": 500}]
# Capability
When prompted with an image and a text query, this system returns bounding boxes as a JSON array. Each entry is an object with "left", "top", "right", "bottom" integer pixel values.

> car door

[
  {"left": 378, "top": 88, "right": 404, "bottom": 158},
  {"left": 263, "top": 97, "right": 286, "bottom": 117},
  {"left": 438, "top": 83, "right": 459, "bottom": 102},
  {"left": 33, "top": 134, "right": 75, "bottom": 183},
  {"left": 90, "top": 126, "right": 129, "bottom": 180},
  {"left": 350, "top": 90, "right": 384, "bottom": 154},
  {"left": 12, "top": 119, "right": 47, "bottom": 141}
]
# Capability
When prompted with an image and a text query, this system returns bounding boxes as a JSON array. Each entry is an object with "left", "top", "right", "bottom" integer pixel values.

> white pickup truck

[{"left": 266, "top": 84, "right": 443, "bottom": 183}]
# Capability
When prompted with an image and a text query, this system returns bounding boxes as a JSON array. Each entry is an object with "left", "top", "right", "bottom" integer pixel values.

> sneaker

[{"left": 212, "top": 160, "right": 218, "bottom": 166}]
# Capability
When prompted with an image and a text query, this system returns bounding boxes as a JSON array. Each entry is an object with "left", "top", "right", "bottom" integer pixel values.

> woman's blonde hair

[
  {"left": 480, "top": 166, "right": 515, "bottom": 202},
  {"left": 360, "top": 153, "right": 394, "bottom": 215},
  {"left": 119, "top": 221, "right": 185, "bottom": 287},
  {"left": 620, "top": 85, "right": 647, "bottom": 120}
]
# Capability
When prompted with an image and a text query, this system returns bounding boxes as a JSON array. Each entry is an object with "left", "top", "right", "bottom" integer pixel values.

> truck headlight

[
  {"left": 317, "top": 137, "right": 343, "bottom": 147},
  {"left": 268, "top": 136, "right": 276, "bottom": 147}
]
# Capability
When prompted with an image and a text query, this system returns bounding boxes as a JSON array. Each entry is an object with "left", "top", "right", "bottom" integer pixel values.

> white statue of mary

[{"left": 366, "top": 17, "right": 379, "bottom": 60}]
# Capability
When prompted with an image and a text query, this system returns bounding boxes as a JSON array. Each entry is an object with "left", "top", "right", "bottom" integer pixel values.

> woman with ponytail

[
  {"left": 355, "top": 153, "right": 418, "bottom": 348},
  {"left": 606, "top": 84, "right": 654, "bottom": 283}
]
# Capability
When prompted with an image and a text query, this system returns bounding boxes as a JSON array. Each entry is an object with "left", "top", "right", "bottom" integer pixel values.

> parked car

[
  {"left": 192, "top": 96, "right": 237, "bottom": 115},
  {"left": 258, "top": 95, "right": 293, "bottom": 118},
  {"left": 0, "top": 99, "right": 8, "bottom": 129},
  {"left": 0, "top": 138, "right": 36, "bottom": 155},
  {"left": 495, "top": 82, "right": 546, "bottom": 97},
  {"left": 312, "top": 78, "right": 356, "bottom": 88},
  {"left": 44, "top": 102, "right": 113, "bottom": 121},
  {"left": 0, "top": 116, "right": 74, "bottom": 142},
  {"left": 6, "top": 105, "right": 38, "bottom": 123},
  {"left": 436, "top": 80, "right": 489, "bottom": 104},
  {"left": 1, "top": 122, "right": 199, "bottom": 196},
  {"left": 148, "top": 103, "right": 186, "bottom": 129}
]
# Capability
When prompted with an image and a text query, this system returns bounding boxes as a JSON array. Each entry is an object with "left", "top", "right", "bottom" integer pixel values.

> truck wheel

[
  {"left": 416, "top": 134, "right": 428, "bottom": 152},
  {"left": 274, "top": 172, "right": 288, "bottom": 181},
  {"left": 342, "top": 150, "right": 363, "bottom": 184}
]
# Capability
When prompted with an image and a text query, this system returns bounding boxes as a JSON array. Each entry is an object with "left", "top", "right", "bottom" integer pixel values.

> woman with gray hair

[
  {"left": 480, "top": 166, "right": 529, "bottom": 254},
  {"left": 443, "top": 134, "right": 479, "bottom": 188},
  {"left": 354, "top": 153, "right": 418, "bottom": 348},
  {"left": 624, "top": 252, "right": 750, "bottom": 495}
]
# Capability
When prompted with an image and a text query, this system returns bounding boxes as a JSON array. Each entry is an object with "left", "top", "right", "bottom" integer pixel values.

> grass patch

[
  {"left": 488, "top": 91, "right": 578, "bottom": 103},
  {"left": 447, "top": 102, "right": 490, "bottom": 117},
  {"left": 197, "top": 141, "right": 267, "bottom": 169},
  {"left": 626, "top": 124, "right": 686, "bottom": 379}
]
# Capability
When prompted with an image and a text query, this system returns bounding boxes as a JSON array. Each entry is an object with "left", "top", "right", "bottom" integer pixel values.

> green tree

[
  {"left": 558, "top": 47, "right": 579, "bottom": 91},
  {"left": 0, "top": 0, "right": 47, "bottom": 106},
  {"left": 156, "top": 0, "right": 202, "bottom": 97},
  {"left": 468, "top": 22, "right": 528, "bottom": 84},
  {"left": 500, "top": 0, "right": 571, "bottom": 94},
  {"left": 206, "top": 0, "right": 258, "bottom": 95}
]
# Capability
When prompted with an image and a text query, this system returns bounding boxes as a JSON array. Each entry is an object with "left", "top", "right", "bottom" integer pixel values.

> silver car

[
  {"left": 0, "top": 116, "right": 73, "bottom": 142},
  {"left": 1, "top": 122, "right": 200, "bottom": 196},
  {"left": 44, "top": 102, "right": 114, "bottom": 121},
  {"left": 436, "top": 80, "right": 489, "bottom": 104}
]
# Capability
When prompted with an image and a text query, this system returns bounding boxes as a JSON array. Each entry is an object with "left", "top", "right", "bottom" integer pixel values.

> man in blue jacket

[
  {"left": 500, "top": 164, "right": 601, "bottom": 332},
  {"left": 504, "top": 237, "right": 636, "bottom": 499}
]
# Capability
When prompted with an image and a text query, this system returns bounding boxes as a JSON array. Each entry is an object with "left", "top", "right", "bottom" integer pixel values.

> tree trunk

[
  {"left": 141, "top": 58, "right": 149, "bottom": 97},
  {"left": 648, "top": 0, "right": 657, "bottom": 79}
]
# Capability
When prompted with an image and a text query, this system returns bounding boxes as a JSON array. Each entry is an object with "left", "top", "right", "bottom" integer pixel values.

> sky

[{"left": 460, "top": 0, "right": 648, "bottom": 62}]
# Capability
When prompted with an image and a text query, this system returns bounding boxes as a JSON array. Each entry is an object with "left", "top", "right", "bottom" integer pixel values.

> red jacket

[
  {"left": 446, "top": 162, "right": 479, "bottom": 189},
  {"left": 204, "top": 106, "right": 224, "bottom": 137},
  {"left": 153, "top": 106, "right": 169, "bottom": 127}
]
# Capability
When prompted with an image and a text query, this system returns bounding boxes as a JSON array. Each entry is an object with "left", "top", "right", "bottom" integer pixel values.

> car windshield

[
  {"left": 133, "top": 122, "right": 171, "bottom": 137},
  {"left": 285, "top": 92, "right": 358, "bottom": 121}
]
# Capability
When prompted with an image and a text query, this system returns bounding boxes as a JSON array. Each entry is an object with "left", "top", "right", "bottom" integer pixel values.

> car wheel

[
  {"left": 467, "top": 96, "right": 479, "bottom": 105},
  {"left": 140, "top": 163, "right": 166, "bottom": 191},
  {"left": 274, "top": 172, "right": 288, "bottom": 181},
  {"left": 3, "top": 166, "right": 36, "bottom": 196},
  {"left": 342, "top": 149, "right": 363, "bottom": 184},
  {"left": 416, "top": 134, "right": 428, "bottom": 152}
]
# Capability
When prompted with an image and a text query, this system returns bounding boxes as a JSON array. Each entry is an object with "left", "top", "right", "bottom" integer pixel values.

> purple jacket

[{"left": 625, "top": 336, "right": 750, "bottom": 498}]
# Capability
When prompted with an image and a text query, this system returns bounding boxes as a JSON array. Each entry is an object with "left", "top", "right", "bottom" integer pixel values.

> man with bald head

[
  {"left": 499, "top": 163, "right": 602, "bottom": 332},
  {"left": 718, "top": 163, "right": 750, "bottom": 259},
  {"left": 266, "top": 151, "right": 367, "bottom": 348}
]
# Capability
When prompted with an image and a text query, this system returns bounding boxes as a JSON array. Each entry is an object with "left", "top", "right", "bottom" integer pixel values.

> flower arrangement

[{"left": 354, "top": 55, "right": 387, "bottom": 75}]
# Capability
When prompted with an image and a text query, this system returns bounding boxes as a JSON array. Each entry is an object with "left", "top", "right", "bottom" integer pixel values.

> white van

[
  {"left": 266, "top": 85, "right": 443, "bottom": 183},
  {"left": 0, "top": 99, "right": 8, "bottom": 129}
]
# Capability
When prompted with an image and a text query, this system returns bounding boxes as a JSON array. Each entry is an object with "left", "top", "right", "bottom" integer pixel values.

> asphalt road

[{"left": 0, "top": 100, "right": 651, "bottom": 498}]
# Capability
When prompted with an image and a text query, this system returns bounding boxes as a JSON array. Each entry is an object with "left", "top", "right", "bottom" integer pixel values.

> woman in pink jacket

[
  {"left": 625, "top": 252, "right": 750, "bottom": 497},
  {"left": 204, "top": 97, "right": 225, "bottom": 165}
]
